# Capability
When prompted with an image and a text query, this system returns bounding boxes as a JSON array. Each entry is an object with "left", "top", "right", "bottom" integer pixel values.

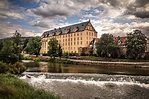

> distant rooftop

[{"left": 42, "top": 20, "right": 96, "bottom": 38}]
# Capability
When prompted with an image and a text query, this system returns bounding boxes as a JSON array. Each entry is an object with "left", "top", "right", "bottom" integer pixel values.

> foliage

[
  {"left": 0, "top": 74, "right": 60, "bottom": 99},
  {"left": 25, "top": 36, "right": 41, "bottom": 56},
  {"left": 13, "top": 31, "right": 21, "bottom": 46},
  {"left": 89, "top": 48, "right": 93, "bottom": 56},
  {"left": 62, "top": 52, "right": 69, "bottom": 58},
  {"left": 96, "top": 34, "right": 120, "bottom": 58},
  {"left": 126, "top": 30, "right": 147, "bottom": 60},
  {"left": 0, "top": 40, "right": 19, "bottom": 64},
  {"left": 0, "top": 62, "right": 8, "bottom": 73},
  {"left": 8, "top": 62, "right": 26, "bottom": 74},
  {"left": 0, "top": 61, "right": 26, "bottom": 74},
  {"left": 48, "top": 38, "right": 62, "bottom": 59},
  {"left": 0, "top": 41, "right": 3, "bottom": 51},
  {"left": 107, "top": 43, "right": 120, "bottom": 58},
  {"left": 13, "top": 31, "right": 22, "bottom": 61},
  {"left": 58, "top": 44, "right": 62, "bottom": 58}
]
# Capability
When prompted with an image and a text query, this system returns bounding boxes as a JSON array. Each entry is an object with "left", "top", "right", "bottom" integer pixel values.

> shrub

[
  {"left": 62, "top": 52, "right": 69, "bottom": 58},
  {"left": 0, "top": 74, "right": 60, "bottom": 99},
  {"left": 8, "top": 62, "right": 26, "bottom": 74},
  {"left": 0, "top": 61, "right": 8, "bottom": 73}
]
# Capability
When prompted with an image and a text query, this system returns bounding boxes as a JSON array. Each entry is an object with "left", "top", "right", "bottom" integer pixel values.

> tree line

[
  {"left": 24, "top": 29, "right": 147, "bottom": 60},
  {"left": 1, "top": 29, "right": 146, "bottom": 64},
  {"left": 96, "top": 30, "right": 147, "bottom": 60}
]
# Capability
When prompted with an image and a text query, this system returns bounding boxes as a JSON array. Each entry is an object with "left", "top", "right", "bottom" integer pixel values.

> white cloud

[
  {"left": 0, "top": 0, "right": 23, "bottom": 19},
  {"left": 0, "top": 21, "right": 41, "bottom": 39},
  {"left": 0, "top": 0, "right": 149, "bottom": 39}
]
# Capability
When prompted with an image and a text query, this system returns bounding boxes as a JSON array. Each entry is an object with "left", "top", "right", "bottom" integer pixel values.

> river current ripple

[{"left": 20, "top": 72, "right": 149, "bottom": 99}]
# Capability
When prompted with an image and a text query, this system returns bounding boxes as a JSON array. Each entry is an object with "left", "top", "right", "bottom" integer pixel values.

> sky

[{"left": 0, "top": 0, "right": 149, "bottom": 39}]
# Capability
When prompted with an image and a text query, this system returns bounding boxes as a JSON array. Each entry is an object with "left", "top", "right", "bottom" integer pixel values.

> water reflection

[{"left": 23, "top": 61, "right": 149, "bottom": 76}]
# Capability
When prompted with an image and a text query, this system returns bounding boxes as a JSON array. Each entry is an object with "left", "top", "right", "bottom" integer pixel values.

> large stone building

[{"left": 40, "top": 20, "right": 97, "bottom": 54}]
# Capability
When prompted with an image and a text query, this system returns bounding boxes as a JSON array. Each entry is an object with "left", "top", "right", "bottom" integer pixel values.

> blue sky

[{"left": 0, "top": 0, "right": 149, "bottom": 39}]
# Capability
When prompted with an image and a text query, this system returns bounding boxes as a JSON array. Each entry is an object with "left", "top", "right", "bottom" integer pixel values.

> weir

[{"left": 20, "top": 72, "right": 149, "bottom": 99}]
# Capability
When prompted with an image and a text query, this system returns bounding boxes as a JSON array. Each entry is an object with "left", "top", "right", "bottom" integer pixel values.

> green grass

[
  {"left": 76, "top": 56, "right": 149, "bottom": 62},
  {"left": 0, "top": 74, "right": 60, "bottom": 99}
]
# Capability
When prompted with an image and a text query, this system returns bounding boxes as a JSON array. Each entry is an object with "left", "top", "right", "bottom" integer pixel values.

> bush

[
  {"left": 8, "top": 62, "right": 26, "bottom": 74},
  {"left": 62, "top": 52, "right": 69, "bottom": 58},
  {"left": 0, "top": 74, "right": 60, "bottom": 99},
  {"left": 0, "top": 53, "right": 19, "bottom": 64},
  {"left": 0, "top": 62, "right": 8, "bottom": 73}
]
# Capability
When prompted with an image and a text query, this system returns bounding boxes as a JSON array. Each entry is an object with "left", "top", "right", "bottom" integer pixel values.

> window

[
  {"left": 86, "top": 32, "right": 88, "bottom": 35},
  {"left": 80, "top": 41, "right": 82, "bottom": 45}
]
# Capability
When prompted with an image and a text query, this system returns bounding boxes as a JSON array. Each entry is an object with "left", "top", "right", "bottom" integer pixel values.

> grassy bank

[{"left": 0, "top": 74, "right": 60, "bottom": 99}]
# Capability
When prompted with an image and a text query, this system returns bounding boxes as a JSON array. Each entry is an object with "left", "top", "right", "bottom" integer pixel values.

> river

[{"left": 20, "top": 60, "right": 149, "bottom": 99}]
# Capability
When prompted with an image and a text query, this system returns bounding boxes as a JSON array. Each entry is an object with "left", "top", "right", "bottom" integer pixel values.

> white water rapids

[{"left": 20, "top": 72, "right": 149, "bottom": 99}]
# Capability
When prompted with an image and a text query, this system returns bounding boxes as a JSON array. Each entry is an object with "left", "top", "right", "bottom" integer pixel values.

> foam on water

[
  {"left": 19, "top": 73, "right": 149, "bottom": 99},
  {"left": 20, "top": 74, "right": 149, "bottom": 88}
]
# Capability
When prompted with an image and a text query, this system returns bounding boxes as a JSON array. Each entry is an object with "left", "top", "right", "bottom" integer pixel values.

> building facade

[{"left": 40, "top": 20, "right": 97, "bottom": 54}]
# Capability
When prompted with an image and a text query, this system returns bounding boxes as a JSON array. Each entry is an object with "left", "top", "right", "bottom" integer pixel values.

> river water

[{"left": 20, "top": 60, "right": 149, "bottom": 99}]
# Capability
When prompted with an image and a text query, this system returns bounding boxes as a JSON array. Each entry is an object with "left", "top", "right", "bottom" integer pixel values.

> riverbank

[
  {"left": 67, "top": 59, "right": 149, "bottom": 68},
  {"left": 0, "top": 74, "right": 60, "bottom": 99},
  {"left": 23, "top": 56, "right": 149, "bottom": 68}
]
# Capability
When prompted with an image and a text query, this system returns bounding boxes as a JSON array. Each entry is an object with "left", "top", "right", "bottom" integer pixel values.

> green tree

[
  {"left": 13, "top": 31, "right": 22, "bottom": 61},
  {"left": 58, "top": 44, "right": 62, "bottom": 59},
  {"left": 48, "top": 38, "right": 59, "bottom": 59},
  {"left": 0, "top": 40, "right": 19, "bottom": 64},
  {"left": 0, "top": 40, "right": 3, "bottom": 51},
  {"left": 126, "top": 30, "right": 147, "bottom": 60},
  {"left": 13, "top": 31, "right": 21, "bottom": 46},
  {"left": 25, "top": 36, "right": 41, "bottom": 56},
  {"left": 96, "top": 33, "right": 120, "bottom": 58}
]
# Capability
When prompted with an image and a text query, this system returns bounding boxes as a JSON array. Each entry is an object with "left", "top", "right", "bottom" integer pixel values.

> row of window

[
  {"left": 42, "top": 39, "right": 91, "bottom": 49},
  {"left": 61, "top": 41, "right": 83, "bottom": 46}
]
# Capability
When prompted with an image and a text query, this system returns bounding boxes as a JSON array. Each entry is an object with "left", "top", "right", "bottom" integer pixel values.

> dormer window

[
  {"left": 58, "top": 28, "right": 62, "bottom": 35},
  {"left": 66, "top": 27, "right": 70, "bottom": 33},
  {"left": 74, "top": 26, "right": 79, "bottom": 32}
]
